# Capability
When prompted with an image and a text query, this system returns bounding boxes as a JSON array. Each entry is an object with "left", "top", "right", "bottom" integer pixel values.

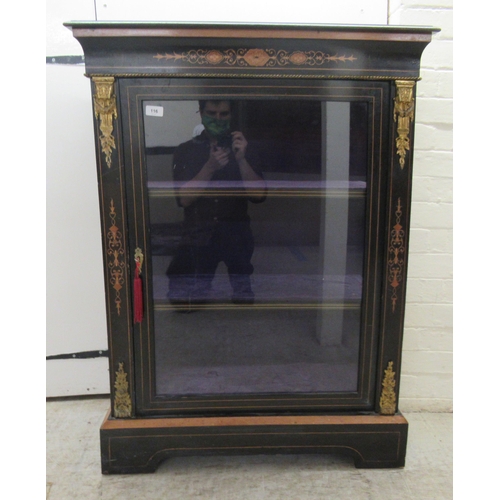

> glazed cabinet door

[{"left": 118, "top": 78, "right": 392, "bottom": 417}]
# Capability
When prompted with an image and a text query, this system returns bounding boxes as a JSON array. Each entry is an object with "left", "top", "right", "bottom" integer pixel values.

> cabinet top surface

[{"left": 64, "top": 21, "right": 439, "bottom": 38}]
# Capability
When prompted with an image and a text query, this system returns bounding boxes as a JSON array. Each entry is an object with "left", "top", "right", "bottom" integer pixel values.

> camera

[{"left": 217, "top": 132, "right": 233, "bottom": 149}]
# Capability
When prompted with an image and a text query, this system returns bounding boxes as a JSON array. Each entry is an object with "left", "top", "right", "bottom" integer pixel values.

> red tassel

[{"left": 133, "top": 263, "right": 143, "bottom": 323}]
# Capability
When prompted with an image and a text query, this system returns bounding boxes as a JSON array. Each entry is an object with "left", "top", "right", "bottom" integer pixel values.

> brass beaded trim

[{"left": 86, "top": 72, "right": 420, "bottom": 81}]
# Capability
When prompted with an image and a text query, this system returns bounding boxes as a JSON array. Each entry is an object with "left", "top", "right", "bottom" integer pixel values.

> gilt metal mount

[
  {"left": 114, "top": 362, "right": 132, "bottom": 418},
  {"left": 393, "top": 80, "right": 415, "bottom": 169},
  {"left": 92, "top": 76, "right": 117, "bottom": 168},
  {"left": 379, "top": 361, "right": 397, "bottom": 415}
]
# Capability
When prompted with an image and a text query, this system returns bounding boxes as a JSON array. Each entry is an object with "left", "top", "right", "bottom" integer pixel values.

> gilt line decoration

[
  {"left": 393, "top": 80, "right": 415, "bottom": 169},
  {"left": 107, "top": 199, "right": 125, "bottom": 316},
  {"left": 379, "top": 361, "right": 397, "bottom": 415},
  {"left": 154, "top": 48, "right": 357, "bottom": 68},
  {"left": 388, "top": 198, "right": 405, "bottom": 312},
  {"left": 93, "top": 76, "right": 117, "bottom": 168},
  {"left": 114, "top": 362, "right": 132, "bottom": 418}
]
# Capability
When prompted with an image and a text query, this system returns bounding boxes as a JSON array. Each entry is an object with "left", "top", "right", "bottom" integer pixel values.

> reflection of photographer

[{"left": 167, "top": 100, "right": 266, "bottom": 308}]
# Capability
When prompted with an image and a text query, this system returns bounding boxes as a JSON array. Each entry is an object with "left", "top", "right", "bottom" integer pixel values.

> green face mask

[{"left": 201, "top": 115, "right": 231, "bottom": 140}]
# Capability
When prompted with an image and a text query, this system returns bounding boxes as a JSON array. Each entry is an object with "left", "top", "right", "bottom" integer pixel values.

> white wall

[
  {"left": 46, "top": 0, "right": 453, "bottom": 411},
  {"left": 46, "top": 0, "right": 110, "bottom": 396},
  {"left": 92, "top": 1, "right": 388, "bottom": 23},
  {"left": 389, "top": 0, "right": 453, "bottom": 412}
]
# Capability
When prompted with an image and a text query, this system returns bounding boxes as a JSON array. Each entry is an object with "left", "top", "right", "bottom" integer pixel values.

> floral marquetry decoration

[
  {"left": 107, "top": 199, "right": 125, "bottom": 316},
  {"left": 388, "top": 198, "right": 405, "bottom": 312}
]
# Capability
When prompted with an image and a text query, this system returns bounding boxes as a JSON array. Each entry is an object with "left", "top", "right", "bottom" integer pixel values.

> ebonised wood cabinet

[{"left": 65, "top": 22, "right": 438, "bottom": 473}]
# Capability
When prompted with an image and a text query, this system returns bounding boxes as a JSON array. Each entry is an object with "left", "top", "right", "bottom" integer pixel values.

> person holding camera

[{"left": 167, "top": 100, "right": 266, "bottom": 308}]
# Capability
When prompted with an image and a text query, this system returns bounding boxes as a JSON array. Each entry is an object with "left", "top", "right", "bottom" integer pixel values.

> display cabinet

[{"left": 65, "top": 22, "right": 438, "bottom": 473}]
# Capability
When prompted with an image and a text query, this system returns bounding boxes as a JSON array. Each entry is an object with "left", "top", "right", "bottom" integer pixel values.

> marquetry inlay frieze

[{"left": 154, "top": 48, "right": 357, "bottom": 68}]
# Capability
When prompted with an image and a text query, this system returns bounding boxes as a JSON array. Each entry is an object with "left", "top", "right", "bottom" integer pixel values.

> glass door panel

[{"left": 142, "top": 98, "right": 368, "bottom": 397}]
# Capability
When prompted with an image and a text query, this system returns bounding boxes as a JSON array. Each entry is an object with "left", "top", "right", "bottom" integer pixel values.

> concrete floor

[{"left": 46, "top": 397, "right": 452, "bottom": 499}]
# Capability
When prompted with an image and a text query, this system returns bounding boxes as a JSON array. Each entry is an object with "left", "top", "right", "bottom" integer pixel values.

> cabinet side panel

[
  {"left": 376, "top": 80, "right": 417, "bottom": 415},
  {"left": 91, "top": 76, "right": 135, "bottom": 418}
]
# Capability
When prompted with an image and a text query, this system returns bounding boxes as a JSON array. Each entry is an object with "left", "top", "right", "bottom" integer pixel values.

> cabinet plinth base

[{"left": 100, "top": 411, "right": 408, "bottom": 474}]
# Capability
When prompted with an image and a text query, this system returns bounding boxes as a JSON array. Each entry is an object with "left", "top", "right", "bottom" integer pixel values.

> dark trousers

[{"left": 167, "top": 222, "right": 255, "bottom": 304}]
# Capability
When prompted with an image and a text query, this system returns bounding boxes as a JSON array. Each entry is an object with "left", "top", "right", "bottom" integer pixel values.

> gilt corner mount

[
  {"left": 394, "top": 80, "right": 416, "bottom": 169},
  {"left": 92, "top": 76, "right": 117, "bottom": 169}
]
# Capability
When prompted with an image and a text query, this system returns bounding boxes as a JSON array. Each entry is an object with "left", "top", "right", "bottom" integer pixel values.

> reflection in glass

[
  {"left": 165, "top": 100, "right": 266, "bottom": 307},
  {"left": 144, "top": 99, "right": 368, "bottom": 396}
]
